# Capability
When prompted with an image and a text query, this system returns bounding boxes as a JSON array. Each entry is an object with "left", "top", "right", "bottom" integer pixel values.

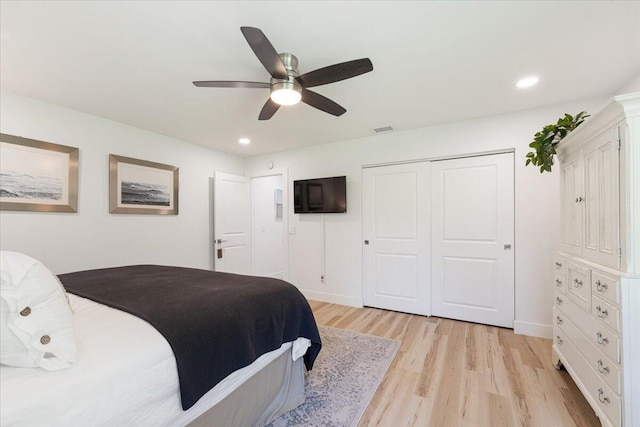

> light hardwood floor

[{"left": 308, "top": 301, "right": 601, "bottom": 427}]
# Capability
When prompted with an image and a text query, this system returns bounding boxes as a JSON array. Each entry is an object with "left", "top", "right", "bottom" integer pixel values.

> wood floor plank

[{"left": 308, "top": 301, "right": 601, "bottom": 427}]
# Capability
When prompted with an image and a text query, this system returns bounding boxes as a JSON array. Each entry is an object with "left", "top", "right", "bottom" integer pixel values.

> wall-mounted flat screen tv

[{"left": 294, "top": 176, "right": 347, "bottom": 213}]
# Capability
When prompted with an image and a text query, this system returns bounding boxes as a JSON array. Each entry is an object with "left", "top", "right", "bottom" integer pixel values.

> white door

[
  {"left": 251, "top": 175, "right": 285, "bottom": 279},
  {"left": 363, "top": 162, "right": 430, "bottom": 315},
  {"left": 214, "top": 171, "right": 251, "bottom": 274},
  {"left": 430, "top": 153, "right": 514, "bottom": 328}
]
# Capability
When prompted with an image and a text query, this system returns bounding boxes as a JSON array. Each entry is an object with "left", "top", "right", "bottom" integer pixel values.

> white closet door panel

[
  {"left": 431, "top": 153, "right": 514, "bottom": 328},
  {"left": 363, "top": 163, "right": 430, "bottom": 315}
]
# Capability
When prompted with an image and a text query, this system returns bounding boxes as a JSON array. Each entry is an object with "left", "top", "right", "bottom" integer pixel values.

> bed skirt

[{"left": 175, "top": 346, "right": 305, "bottom": 427}]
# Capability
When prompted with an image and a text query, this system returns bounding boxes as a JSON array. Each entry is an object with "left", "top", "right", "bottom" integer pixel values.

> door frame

[{"left": 246, "top": 167, "right": 289, "bottom": 281}]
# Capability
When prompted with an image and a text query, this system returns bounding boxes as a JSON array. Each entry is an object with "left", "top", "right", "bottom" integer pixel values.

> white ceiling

[{"left": 1, "top": 1, "right": 639, "bottom": 157}]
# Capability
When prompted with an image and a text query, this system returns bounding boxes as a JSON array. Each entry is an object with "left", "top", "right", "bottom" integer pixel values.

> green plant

[{"left": 525, "top": 111, "right": 590, "bottom": 173}]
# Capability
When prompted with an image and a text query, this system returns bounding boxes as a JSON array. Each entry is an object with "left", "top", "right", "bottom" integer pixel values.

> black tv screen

[{"left": 294, "top": 176, "right": 347, "bottom": 213}]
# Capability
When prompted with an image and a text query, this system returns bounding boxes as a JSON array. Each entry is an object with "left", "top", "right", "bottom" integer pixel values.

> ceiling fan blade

[
  {"left": 193, "top": 81, "right": 270, "bottom": 89},
  {"left": 240, "top": 27, "right": 288, "bottom": 80},
  {"left": 297, "top": 58, "right": 373, "bottom": 88},
  {"left": 301, "top": 88, "right": 346, "bottom": 116},
  {"left": 258, "top": 98, "right": 281, "bottom": 120}
]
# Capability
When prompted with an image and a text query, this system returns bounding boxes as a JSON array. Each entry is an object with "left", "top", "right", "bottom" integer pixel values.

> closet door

[
  {"left": 362, "top": 162, "right": 430, "bottom": 315},
  {"left": 430, "top": 153, "right": 514, "bottom": 328}
]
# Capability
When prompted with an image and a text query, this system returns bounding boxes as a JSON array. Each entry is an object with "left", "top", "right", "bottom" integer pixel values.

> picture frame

[
  {"left": 109, "top": 154, "right": 179, "bottom": 215},
  {"left": 0, "top": 133, "right": 79, "bottom": 213}
]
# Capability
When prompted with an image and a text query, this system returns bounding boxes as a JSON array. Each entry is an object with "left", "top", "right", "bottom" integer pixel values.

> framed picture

[
  {"left": 109, "top": 154, "right": 179, "bottom": 215},
  {"left": 0, "top": 133, "right": 79, "bottom": 213}
]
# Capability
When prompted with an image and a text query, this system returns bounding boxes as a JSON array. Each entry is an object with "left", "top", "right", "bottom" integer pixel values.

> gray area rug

[{"left": 267, "top": 326, "right": 401, "bottom": 427}]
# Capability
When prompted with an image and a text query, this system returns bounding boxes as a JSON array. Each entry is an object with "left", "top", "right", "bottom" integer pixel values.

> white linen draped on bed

[{"left": 0, "top": 294, "right": 310, "bottom": 427}]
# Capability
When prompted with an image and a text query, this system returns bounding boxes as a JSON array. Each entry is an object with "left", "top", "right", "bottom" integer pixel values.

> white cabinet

[
  {"left": 552, "top": 93, "right": 640, "bottom": 427},
  {"left": 560, "top": 128, "right": 619, "bottom": 268}
]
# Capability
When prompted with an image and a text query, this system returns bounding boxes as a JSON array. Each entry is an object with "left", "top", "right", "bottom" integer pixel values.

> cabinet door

[
  {"left": 561, "top": 157, "right": 583, "bottom": 254},
  {"left": 582, "top": 128, "right": 620, "bottom": 268}
]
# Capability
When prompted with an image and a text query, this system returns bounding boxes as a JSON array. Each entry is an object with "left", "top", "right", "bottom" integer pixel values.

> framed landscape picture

[
  {"left": 109, "top": 154, "right": 179, "bottom": 215},
  {"left": 0, "top": 133, "right": 79, "bottom": 213}
]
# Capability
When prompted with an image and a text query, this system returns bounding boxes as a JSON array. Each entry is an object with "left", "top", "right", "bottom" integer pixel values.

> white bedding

[{"left": 0, "top": 294, "right": 311, "bottom": 427}]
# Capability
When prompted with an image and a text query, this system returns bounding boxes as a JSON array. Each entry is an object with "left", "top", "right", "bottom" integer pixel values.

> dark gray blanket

[{"left": 59, "top": 265, "right": 322, "bottom": 410}]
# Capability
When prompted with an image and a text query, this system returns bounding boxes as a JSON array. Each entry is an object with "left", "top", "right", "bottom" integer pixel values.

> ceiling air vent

[{"left": 373, "top": 126, "right": 394, "bottom": 133}]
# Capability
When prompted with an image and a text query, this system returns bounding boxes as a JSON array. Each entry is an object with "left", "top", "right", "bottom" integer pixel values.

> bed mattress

[{"left": 0, "top": 294, "right": 310, "bottom": 427}]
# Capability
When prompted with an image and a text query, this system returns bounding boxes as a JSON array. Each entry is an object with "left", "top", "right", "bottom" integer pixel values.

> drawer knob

[
  {"left": 556, "top": 316, "right": 563, "bottom": 325},
  {"left": 598, "top": 388, "right": 610, "bottom": 404},
  {"left": 556, "top": 336, "right": 563, "bottom": 345},
  {"left": 597, "top": 359, "right": 610, "bottom": 375},
  {"left": 556, "top": 297, "right": 563, "bottom": 305},
  {"left": 555, "top": 262, "right": 563, "bottom": 269},
  {"left": 596, "top": 332, "right": 609, "bottom": 346},
  {"left": 596, "top": 306, "right": 609, "bottom": 319},
  {"left": 573, "top": 278, "right": 583, "bottom": 287},
  {"left": 555, "top": 279, "right": 562, "bottom": 287},
  {"left": 596, "top": 280, "right": 608, "bottom": 292}
]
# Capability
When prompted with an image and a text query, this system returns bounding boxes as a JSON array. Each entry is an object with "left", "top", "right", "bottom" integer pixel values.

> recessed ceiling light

[
  {"left": 516, "top": 76, "right": 539, "bottom": 89},
  {"left": 238, "top": 138, "right": 250, "bottom": 145}
]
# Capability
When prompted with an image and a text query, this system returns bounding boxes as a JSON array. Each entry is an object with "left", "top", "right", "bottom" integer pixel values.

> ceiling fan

[{"left": 193, "top": 27, "right": 373, "bottom": 120}]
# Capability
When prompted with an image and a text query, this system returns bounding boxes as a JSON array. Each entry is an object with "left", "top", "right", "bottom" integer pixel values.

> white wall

[
  {"left": 251, "top": 175, "right": 284, "bottom": 278},
  {"left": 0, "top": 88, "right": 624, "bottom": 338},
  {"left": 0, "top": 92, "right": 243, "bottom": 273},
  {"left": 617, "top": 73, "right": 640, "bottom": 94},
  {"left": 244, "top": 95, "right": 610, "bottom": 338}
]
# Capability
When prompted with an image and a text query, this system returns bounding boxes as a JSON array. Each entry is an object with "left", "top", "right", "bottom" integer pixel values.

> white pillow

[{"left": 0, "top": 251, "right": 77, "bottom": 370}]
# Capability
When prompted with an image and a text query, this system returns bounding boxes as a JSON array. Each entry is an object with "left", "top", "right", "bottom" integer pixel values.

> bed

[{"left": 0, "top": 254, "right": 322, "bottom": 427}]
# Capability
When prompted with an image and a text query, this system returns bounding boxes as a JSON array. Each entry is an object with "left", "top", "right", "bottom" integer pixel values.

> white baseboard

[
  {"left": 299, "top": 290, "right": 552, "bottom": 339},
  {"left": 514, "top": 320, "right": 552, "bottom": 339},
  {"left": 299, "top": 289, "right": 363, "bottom": 308}
]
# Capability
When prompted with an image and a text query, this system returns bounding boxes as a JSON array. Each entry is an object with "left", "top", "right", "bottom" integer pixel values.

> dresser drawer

[
  {"left": 553, "top": 253, "right": 566, "bottom": 277},
  {"left": 554, "top": 271, "right": 567, "bottom": 295},
  {"left": 554, "top": 327, "right": 621, "bottom": 427},
  {"left": 591, "top": 271, "right": 620, "bottom": 305},
  {"left": 554, "top": 291, "right": 620, "bottom": 363},
  {"left": 591, "top": 295, "right": 620, "bottom": 333},
  {"left": 554, "top": 306, "right": 621, "bottom": 395},
  {"left": 567, "top": 261, "right": 591, "bottom": 311}
]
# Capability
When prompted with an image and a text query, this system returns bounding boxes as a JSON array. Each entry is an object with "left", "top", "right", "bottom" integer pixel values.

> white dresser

[{"left": 552, "top": 92, "right": 640, "bottom": 427}]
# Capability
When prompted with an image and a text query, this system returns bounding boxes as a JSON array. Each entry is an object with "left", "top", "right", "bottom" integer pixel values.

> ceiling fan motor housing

[{"left": 270, "top": 53, "right": 302, "bottom": 104}]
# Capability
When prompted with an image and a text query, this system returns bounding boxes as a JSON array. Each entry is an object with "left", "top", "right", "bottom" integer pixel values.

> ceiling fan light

[
  {"left": 270, "top": 81, "right": 302, "bottom": 105},
  {"left": 516, "top": 76, "right": 539, "bottom": 89}
]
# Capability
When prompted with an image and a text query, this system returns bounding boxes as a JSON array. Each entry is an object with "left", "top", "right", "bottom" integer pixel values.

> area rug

[{"left": 267, "top": 326, "right": 401, "bottom": 427}]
